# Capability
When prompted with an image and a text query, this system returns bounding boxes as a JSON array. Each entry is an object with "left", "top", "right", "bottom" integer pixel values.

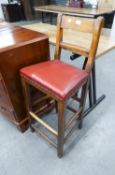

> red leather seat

[{"left": 20, "top": 60, "right": 88, "bottom": 100}]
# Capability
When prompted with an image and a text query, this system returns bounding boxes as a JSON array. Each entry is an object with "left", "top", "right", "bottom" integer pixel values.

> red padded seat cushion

[{"left": 20, "top": 60, "right": 89, "bottom": 100}]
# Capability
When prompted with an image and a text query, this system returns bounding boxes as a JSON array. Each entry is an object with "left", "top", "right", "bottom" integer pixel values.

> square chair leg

[{"left": 57, "top": 101, "right": 65, "bottom": 158}]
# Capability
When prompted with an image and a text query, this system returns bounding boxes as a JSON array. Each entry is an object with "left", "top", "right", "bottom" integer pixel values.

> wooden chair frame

[{"left": 21, "top": 14, "right": 104, "bottom": 158}]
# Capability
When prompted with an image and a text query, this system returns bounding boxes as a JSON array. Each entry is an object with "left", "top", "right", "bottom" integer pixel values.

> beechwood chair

[{"left": 20, "top": 14, "right": 104, "bottom": 158}]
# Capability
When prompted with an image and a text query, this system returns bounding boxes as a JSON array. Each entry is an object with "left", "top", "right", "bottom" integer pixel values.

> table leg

[
  {"left": 70, "top": 54, "right": 106, "bottom": 117},
  {"left": 49, "top": 13, "right": 53, "bottom": 24},
  {"left": 92, "top": 62, "right": 96, "bottom": 103},
  {"left": 42, "top": 12, "right": 45, "bottom": 23},
  {"left": 89, "top": 75, "right": 94, "bottom": 107},
  {"left": 83, "top": 61, "right": 106, "bottom": 117},
  {"left": 41, "top": 12, "right": 54, "bottom": 24}
]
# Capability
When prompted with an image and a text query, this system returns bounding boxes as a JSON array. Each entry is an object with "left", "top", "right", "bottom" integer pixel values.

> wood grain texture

[
  {"left": 61, "top": 15, "right": 95, "bottom": 33},
  {"left": 23, "top": 22, "right": 115, "bottom": 58},
  {"left": 54, "top": 14, "right": 104, "bottom": 72},
  {"left": 0, "top": 23, "right": 50, "bottom": 132},
  {"left": 21, "top": 15, "right": 103, "bottom": 158},
  {"left": 35, "top": 5, "right": 115, "bottom": 17}
]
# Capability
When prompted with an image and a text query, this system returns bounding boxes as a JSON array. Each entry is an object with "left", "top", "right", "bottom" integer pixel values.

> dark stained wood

[
  {"left": 57, "top": 101, "right": 65, "bottom": 158},
  {"left": 0, "top": 22, "right": 50, "bottom": 132}
]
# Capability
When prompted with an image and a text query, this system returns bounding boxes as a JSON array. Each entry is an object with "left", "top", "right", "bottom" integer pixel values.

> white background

[{"left": 0, "top": 0, "right": 8, "bottom": 19}]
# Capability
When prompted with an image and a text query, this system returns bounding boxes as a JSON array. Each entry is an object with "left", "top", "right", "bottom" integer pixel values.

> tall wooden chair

[{"left": 20, "top": 14, "right": 103, "bottom": 158}]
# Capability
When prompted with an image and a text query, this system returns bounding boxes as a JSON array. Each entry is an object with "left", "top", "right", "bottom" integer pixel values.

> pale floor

[{"left": 0, "top": 46, "right": 115, "bottom": 175}]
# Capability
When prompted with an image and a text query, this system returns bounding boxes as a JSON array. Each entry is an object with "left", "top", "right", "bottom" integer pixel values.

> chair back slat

[
  {"left": 61, "top": 15, "right": 95, "bottom": 33},
  {"left": 54, "top": 13, "right": 104, "bottom": 73},
  {"left": 60, "top": 42, "right": 89, "bottom": 57}
]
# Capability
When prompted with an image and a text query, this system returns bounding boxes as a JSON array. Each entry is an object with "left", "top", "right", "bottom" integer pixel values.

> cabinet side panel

[{"left": 0, "top": 39, "right": 50, "bottom": 122}]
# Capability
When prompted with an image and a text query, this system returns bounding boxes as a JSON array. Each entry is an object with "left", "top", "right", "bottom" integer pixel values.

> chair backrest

[{"left": 54, "top": 14, "right": 104, "bottom": 73}]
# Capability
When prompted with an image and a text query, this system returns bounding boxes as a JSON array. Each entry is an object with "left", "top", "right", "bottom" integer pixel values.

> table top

[
  {"left": 0, "top": 22, "right": 48, "bottom": 53},
  {"left": 23, "top": 22, "right": 115, "bottom": 59},
  {"left": 35, "top": 5, "right": 115, "bottom": 17}
]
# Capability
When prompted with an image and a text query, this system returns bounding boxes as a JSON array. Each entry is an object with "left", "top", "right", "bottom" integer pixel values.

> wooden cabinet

[
  {"left": 21, "top": 0, "right": 51, "bottom": 20},
  {"left": 0, "top": 22, "right": 50, "bottom": 132},
  {"left": 1, "top": 3, "right": 25, "bottom": 22},
  {"left": 0, "top": 73, "right": 15, "bottom": 122},
  {"left": 21, "top": 0, "right": 43, "bottom": 20}
]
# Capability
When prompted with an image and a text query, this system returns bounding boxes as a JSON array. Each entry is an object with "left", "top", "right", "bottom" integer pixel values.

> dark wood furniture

[
  {"left": 1, "top": 3, "right": 25, "bottom": 22},
  {"left": 0, "top": 22, "right": 50, "bottom": 132},
  {"left": 21, "top": 0, "right": 50, "bottom": 20},
  {"left": 20, "top": 14, "right": 103, "bottom": 158}
]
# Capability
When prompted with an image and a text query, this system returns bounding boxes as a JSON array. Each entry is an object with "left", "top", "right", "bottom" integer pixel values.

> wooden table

[
  {"left": 35, "top": 5, "right": 115, "bottom": 25},
  {"left": 23, "top": 21, "right": 115, "bottom": 116},
  {"left": 0, "top": 22, "right": 50, "bottom": 132},
  {"left": 35, "top": 5, "right": 115, "bottom": 18}
]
